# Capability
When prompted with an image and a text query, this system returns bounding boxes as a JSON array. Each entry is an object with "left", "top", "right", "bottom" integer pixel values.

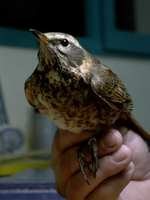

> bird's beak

[{"left": 29, "top": 29, "right": 49, "bottom": 44}]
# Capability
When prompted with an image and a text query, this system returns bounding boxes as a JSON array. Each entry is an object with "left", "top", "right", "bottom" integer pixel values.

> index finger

[{"left": 52, "top": 129, "right": 93, "bottom": 155}]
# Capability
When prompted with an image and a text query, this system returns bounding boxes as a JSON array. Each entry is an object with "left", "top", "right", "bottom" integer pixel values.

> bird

[{"left": 25, "top": 29, "right": 150, "bottom": 183}]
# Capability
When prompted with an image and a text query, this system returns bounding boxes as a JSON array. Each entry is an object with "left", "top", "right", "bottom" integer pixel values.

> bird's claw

[{"left": 77, "top": 137, "right": 99, "bottom": 184}]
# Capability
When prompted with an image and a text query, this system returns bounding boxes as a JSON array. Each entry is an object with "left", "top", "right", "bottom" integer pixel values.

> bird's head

[
  {"left": 30, "top": 29, "right": 89, "bottom": 72},
  {"left": 25, "top": 30, "right": 96, "bottom": 113}
]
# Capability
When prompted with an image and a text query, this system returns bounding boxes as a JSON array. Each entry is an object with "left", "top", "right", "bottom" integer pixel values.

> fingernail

[{"left": 113, "top": 145, "right": 131, "bottom": 162}]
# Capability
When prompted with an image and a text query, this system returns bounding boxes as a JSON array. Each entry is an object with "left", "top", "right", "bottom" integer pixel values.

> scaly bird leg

[
  {"left": 77, "top": 137, "right": 99, "bottom": 184},
  {"left": 88, "top": 137, "right": 99, "bottom": 177}
]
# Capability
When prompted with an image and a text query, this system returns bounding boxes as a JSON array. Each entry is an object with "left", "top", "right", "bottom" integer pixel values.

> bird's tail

[{"left": 116, "top": 113, "right": 150, "bottom": 144}]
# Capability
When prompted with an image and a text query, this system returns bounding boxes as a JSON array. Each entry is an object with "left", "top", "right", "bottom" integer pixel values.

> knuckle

[{"left": 99, "top": 129, "right": 122, "bottom": 152}]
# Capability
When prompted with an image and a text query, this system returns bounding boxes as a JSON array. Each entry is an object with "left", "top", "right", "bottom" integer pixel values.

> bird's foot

[{"left": 77, "top": 137, "right": 99, "bottom": 184}]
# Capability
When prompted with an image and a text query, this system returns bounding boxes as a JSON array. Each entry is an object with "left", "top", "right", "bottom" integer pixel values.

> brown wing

[{"left": 90, "top": 64, "right": 133, "bottom": 112}]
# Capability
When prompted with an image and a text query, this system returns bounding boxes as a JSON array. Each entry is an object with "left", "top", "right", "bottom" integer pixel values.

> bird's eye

[{"left": 60, "top": 39, "right": 69, "bottom": 47}]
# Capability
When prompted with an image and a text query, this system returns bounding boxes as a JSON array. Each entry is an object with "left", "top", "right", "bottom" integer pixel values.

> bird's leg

[
  {"left": 88, "top": 137, "right": 99, "bottom": 177},
  {"left": 77, "top": 148, "right": 90, "bottom": 184},
  {"left": 77, "top": 136, "right": 99, "bottom": 184}
]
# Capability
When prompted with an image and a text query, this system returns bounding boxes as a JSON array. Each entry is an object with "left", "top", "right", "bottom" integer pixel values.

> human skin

[{"left": 51, "top": 128, "right": 150, "bottom": 200}]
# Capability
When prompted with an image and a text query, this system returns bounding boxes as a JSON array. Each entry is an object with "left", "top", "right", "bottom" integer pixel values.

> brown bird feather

[{"left": 25, "top": 30, "right": 150, "bottom": 182}]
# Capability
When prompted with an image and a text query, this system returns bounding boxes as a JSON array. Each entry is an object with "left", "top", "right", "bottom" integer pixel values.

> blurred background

[{"left": 0, "top": 0, "right": 150, "bottom": 184}]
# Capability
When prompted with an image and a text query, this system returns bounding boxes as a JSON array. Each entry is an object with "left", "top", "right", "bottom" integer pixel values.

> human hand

[{"left": 51, "top": 129, "right": 150, "bottom": 200}]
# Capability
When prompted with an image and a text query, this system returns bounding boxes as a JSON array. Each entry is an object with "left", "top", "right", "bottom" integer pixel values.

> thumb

[{"left": 87, "top": 162, "right": 135, "bottom": 200}]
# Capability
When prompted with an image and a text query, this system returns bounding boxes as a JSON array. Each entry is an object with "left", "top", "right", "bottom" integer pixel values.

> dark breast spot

[
  {"left": 51, "top": 102, "right": 57, "bottom": 109},
  {"left": 72, "top": 99, "right": 80, "bottom": 107}
]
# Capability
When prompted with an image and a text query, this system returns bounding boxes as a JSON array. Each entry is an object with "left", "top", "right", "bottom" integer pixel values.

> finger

[
  {"left": 54, "top": 130, "right": 123, "bottom": 195},
  {"left": 99, "top": 129, "right": 123, "bottom": 156},
  {"left": 123, "top": 129, "right": 150, "bottom": 180},
  {"left": 52, "top": 129, "right": 93, "bottom": 156},
  {"left": 86, "top": 162, "right": 135, "bottom": 200},
  {"left": 53, "top": 130, "right": 123, "bottom": 195},
  {"left": 65, "top": 145, "right": 132, "bottom": 200},
  {"left": 55, "top": 129, "right": 123, "bottom": 179},
  {"left": 53, "top": 146, "right": 79, "bottom": 195},
  {"left": 53, "top": 129, "right": 122, "bottom": 166}
]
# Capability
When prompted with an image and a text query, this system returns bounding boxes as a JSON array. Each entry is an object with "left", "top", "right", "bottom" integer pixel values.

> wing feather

[{"left": 90, "top": 64, "right": 133, "bottom": 112}]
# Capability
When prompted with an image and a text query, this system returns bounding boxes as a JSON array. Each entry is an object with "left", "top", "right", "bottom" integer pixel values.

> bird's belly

[
  {"left": 47, "top": 103, "right": 101, "bottom": 133},
  {"left": 38, "top": 73, "right": 120, "bottom": 133}
]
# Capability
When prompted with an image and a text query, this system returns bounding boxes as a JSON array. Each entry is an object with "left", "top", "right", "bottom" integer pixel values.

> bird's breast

[{"left": 25, "top": 68, "right": 121, "bottom": 133}]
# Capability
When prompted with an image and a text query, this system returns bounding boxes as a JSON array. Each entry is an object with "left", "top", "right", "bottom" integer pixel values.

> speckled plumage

[
  {"left": 25, "top": 30, "right": 150, "bottom": 181},
  {"left": 25, "top": 31, "right": 134, "bottom": 134}
]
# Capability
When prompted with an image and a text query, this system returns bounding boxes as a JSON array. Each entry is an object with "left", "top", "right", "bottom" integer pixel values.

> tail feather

[{"left": 116, "top": 113, "right": 150, "bottom": 142}]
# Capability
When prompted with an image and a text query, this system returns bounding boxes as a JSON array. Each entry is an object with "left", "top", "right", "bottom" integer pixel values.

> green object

[{"left": 0, "top": 150, "right": 51, "bottom": 176}]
